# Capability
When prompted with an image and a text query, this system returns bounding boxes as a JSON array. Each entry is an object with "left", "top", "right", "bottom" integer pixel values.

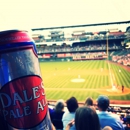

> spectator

[
  {"left": 65, "top": 107, "right": 101, "bottom": 130},
  {"left": 50, "top": 99, "right": 65, "bottom": 130},
  {"left": 97, "top": 95, "right": 124, "bottom": 130},
  {"left": 62, "top": 97, "right": 78, "bottom": 130},
  {"left": 103, "top": 126, "right": 113, "bottom": 130},
  {"left": 84, "top": 97, "right": 93, "bottom": 107},
  {"left": 52, "top": 123, "right": 56, "bottom": 130},
  {"left": 84, "top": 97, "right": 95, "bottom": 111},
  {"left": 125, "top": 115, "right": 130, "bottom": 130},
  {"left": 48, "top": 102, "right": 55, "bottom": 115}
]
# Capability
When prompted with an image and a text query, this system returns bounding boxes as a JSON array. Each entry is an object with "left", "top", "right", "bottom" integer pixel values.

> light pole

[{"left": 106, "top": 33, "right": 109, "bottom": 60}]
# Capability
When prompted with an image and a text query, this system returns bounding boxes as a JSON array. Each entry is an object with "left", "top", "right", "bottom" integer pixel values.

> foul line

[{"left": 107, "top": 61, "right": 114, "bottom": 87}]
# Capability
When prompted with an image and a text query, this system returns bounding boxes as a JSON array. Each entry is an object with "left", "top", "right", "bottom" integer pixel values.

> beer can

[{"left": 0, "top": 30, "right": 52, "bottom": 130}]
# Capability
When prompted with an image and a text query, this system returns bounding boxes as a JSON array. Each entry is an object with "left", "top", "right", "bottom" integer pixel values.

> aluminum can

[{"left": 0, "top": 30, "right": 52, "bottom": 130}]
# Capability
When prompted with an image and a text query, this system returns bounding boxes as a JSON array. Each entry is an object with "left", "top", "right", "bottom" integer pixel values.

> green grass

[{"left": 39, "top": 60, "right": 130, "bottom": 102}]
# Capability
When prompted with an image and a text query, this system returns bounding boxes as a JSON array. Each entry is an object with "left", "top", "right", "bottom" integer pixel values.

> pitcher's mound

[{"left": 71, "top": 78, "right": 85, "bottom": 83}]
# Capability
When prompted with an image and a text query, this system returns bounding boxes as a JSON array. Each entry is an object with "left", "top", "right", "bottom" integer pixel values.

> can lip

[
  {"left": 0, "top": 30, "right": 32, "bottom": 45},
  {"left": 0, "top": 30, "right": 28, "bottom": 34}
]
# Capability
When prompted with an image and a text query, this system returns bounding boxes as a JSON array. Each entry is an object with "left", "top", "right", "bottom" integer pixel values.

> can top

[
  {"left": 0, "top": 30, "right": 28, "bottom": 36},
  {"left": 0, "top": 30, "right": 33, "bottom": 45}
]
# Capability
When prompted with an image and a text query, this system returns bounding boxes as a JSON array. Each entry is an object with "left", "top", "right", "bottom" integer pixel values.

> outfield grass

[{"left": 39, "top": 60, "right": 130, "bottom": 102}]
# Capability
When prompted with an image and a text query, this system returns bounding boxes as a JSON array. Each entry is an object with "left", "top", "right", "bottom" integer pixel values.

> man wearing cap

[{"left": 97, "top": 95, "right": 124, "bottom": 130}]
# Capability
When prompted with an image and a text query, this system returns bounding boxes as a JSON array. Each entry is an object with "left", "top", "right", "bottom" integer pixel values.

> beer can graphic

[{"left": 0, "top": 30, "right": 52, "bottom": 130}]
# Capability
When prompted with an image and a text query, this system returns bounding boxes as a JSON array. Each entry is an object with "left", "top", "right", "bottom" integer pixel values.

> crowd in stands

[
  {"left": 33, "top": 34, "right": 125, "bottom": 44},
  {"left": 36, "top": 43, "right": 122, "bottom": 54},
  {"left": 36, "top": 42, "right": 130, "bottom": 67},
  {"left": 112, "top": 49, "right": 130, "bottom": 66},
  {"left": 48, "top": 95, "right": 130, "bottom": 130}
]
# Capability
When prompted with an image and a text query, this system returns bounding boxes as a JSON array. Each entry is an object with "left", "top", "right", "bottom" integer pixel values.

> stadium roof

[{"left": 32, "top": 21, "right": 130, "bottom": 31}]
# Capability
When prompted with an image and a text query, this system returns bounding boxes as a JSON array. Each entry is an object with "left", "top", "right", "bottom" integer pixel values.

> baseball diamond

[{"left": 39, "top": 60, "right": 130, "bottom": 104}]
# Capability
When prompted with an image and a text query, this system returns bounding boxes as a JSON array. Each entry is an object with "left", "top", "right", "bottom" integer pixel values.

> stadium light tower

[{"left": 106, "top": 32, "right": 109, "bottom": 60}]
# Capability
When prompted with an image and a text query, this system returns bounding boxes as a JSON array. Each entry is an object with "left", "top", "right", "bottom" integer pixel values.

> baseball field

[{"left": 39, "top": 60, "right": 130, "bottom": 103}]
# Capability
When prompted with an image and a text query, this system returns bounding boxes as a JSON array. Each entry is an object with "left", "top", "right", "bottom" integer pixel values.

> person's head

[
  {"left": 66, "top": 97, "right": 78, "bottom": 113},
  {"left": 54, "top": 99, "right": 65, "bottom": 112},
  {"left": 103, "top": 126, "right": 113, "bottom": 130},
  {"left": 75, "top": 107, "right": 101, "bottom": 130},
  {"left": 97, "top": 95, "right": 109, "bottom": 111},
  {"left": 84, "top": 97, "right": 93, "bottom": 106}
]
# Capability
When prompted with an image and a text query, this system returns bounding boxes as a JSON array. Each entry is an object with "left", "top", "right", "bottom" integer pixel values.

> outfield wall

[
  {"left": 38, "top": 57, "right": 106, "bottom": 62},
  {"left": 38, "top": 57, "right": 73, "bottom": 62}
]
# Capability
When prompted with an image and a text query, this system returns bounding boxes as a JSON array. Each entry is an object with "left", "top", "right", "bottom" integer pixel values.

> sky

[{"left": 0, "top": 0, "right": 130, "bottom": 31}]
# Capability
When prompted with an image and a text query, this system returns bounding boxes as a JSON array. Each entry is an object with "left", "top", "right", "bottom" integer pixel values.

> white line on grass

[{"left": 107, "top": 61, "right": 114, "bottom": 87}]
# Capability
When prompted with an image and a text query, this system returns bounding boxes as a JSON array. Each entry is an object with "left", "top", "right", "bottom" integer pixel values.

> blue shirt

[{"left": 98, "top": 111, "right": 124, "bottom": 130}]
